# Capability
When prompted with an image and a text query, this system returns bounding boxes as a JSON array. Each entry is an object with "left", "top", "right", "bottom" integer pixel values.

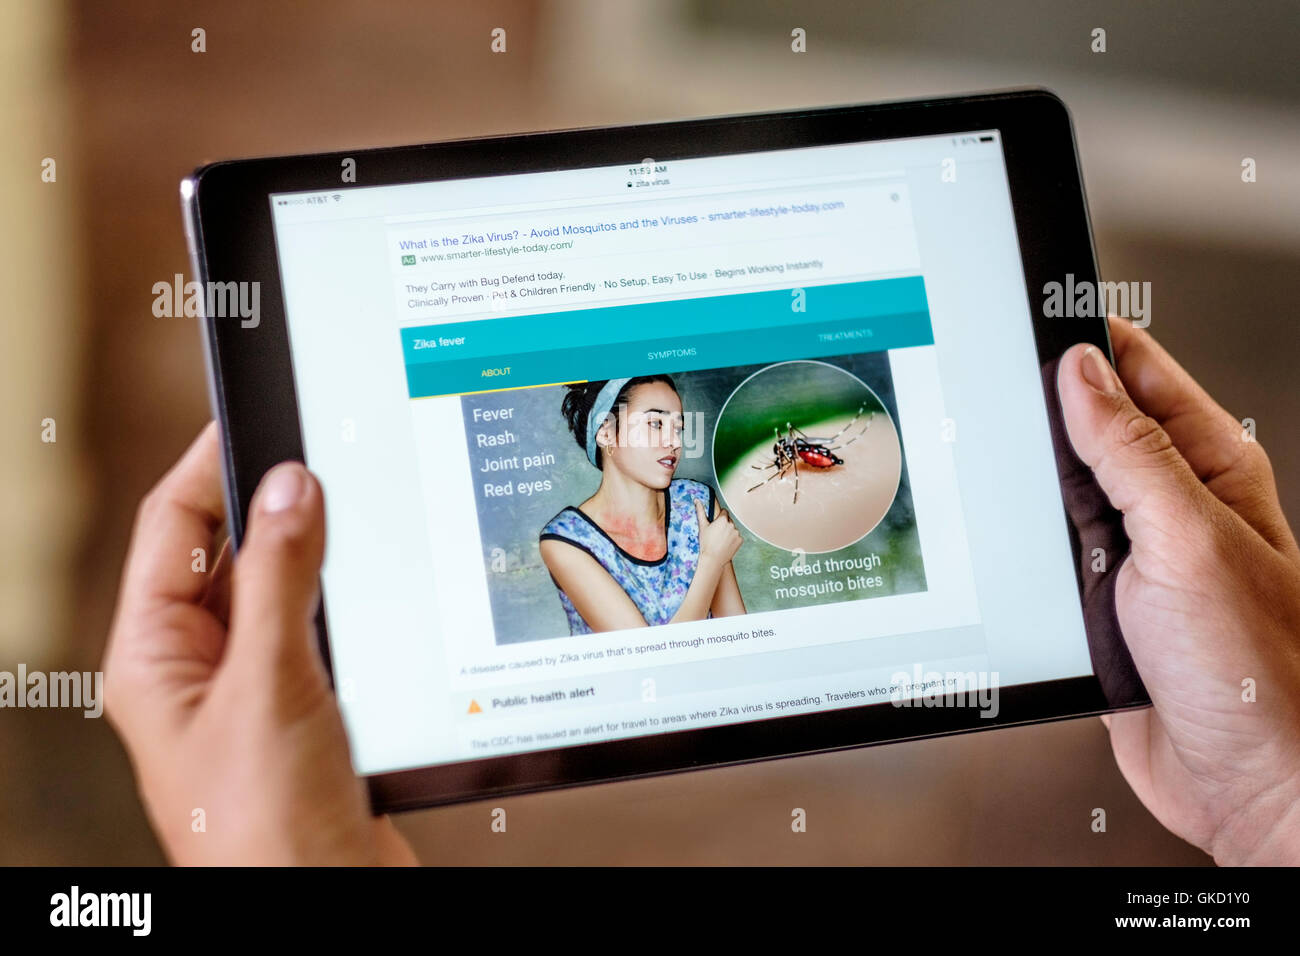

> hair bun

[{"left": 560, "top": 380, "right": 609, "bottom": 456}]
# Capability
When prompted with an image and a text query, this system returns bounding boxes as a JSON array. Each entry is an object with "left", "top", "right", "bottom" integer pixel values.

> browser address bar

[{"left": 382, "top": 169, "right": 906, "bottom": 228}]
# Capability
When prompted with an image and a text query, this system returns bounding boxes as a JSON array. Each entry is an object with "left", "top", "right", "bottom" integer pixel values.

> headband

[{"left": 585, "top": 377, "right": 631, "bottom": 467}]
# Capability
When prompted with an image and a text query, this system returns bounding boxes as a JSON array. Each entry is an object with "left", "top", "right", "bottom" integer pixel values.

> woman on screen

[{"left": 539, "top": 375, "right": 747, "bottom": 635}]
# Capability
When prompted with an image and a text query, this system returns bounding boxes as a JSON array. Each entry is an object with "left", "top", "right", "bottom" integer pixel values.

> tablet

[{"left": 184, "top": 89, "right": 1148, "bottom": 812}]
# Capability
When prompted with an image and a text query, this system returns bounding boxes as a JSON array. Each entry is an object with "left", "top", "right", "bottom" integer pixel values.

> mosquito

[{"left": 747, "top": 405, "right": 874, "bottom": 504}]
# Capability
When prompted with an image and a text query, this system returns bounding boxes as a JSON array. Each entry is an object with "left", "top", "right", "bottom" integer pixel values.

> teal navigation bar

[{"left": 401, "top": 277, "right": 932, "bottom": 398}]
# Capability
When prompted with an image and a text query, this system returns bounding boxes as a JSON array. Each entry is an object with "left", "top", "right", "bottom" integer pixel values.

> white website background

[{"left": 269, "top": 133, "right": 1094, "bottom": 774}]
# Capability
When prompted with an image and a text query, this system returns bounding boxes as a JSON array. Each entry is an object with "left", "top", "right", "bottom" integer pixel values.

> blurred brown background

[{"left": 2, "top": 0, "right": 1296, "bottom": 865}]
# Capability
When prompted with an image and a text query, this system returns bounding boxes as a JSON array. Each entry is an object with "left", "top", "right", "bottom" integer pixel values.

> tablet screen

[{"left": 267, "top": 131, "right": 1094, "bottom": 775}]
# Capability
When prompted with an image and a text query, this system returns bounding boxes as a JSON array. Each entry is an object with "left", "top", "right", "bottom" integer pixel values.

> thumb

[
  {"left": 227, "top": 462, "right": 327, "bottom": 682},
  {"left": 1057, "top": 343, "right": 1210, "bottom": 535},
  {"left": 694, "top": 498, "right": 709, "bottom": 527}
]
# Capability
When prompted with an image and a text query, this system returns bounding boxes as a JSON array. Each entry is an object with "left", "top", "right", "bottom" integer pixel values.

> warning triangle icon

[{"left": 467, "top": 699, "right": 482, "bottom": 714}]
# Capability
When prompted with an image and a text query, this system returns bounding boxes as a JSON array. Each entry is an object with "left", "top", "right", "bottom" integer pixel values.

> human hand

[
  {"left": 1058, "top": 317, "right": 1300, "bottom": 865},
  {"left": 103, "top": 423, "right": 417, "bottom": 865},
  {"left": 694, "top": 499, "right": 742, "bottom": 566}
]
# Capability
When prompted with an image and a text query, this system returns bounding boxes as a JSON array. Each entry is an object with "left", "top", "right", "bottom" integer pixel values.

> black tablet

[{"left": 183, "top": 88, "right": 1148, "bottom": 812}]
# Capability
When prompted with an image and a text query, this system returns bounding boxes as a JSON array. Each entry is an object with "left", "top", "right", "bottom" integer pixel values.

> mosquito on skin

[{"left": 747, "top": 405, "right": 875, "bottom": 505}]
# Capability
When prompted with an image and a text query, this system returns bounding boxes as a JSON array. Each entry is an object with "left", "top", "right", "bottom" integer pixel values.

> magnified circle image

[{"left": 713, "top": 360, "right": 902, "bottom": 553}]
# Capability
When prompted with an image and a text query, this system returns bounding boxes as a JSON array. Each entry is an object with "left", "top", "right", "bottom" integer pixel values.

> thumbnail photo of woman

[{"left": 539, "top": 375, "right": 748, "bottom": 634}]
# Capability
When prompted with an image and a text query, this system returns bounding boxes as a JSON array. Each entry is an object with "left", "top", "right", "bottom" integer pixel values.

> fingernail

[
  {"left": 259, "top": 464, "right": 306, "bottom": 513},
  {"left": 1080, "top": 346, "right": 1120, "bottom": 395}
]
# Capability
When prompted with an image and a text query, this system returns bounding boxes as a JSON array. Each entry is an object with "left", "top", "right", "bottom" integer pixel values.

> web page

[{"left": 269, "top": 132, "right": 1094, "bottom": 775}]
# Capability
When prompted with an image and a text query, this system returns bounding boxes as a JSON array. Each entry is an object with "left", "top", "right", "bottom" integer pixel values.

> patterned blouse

[{"left": 540, "top": 478, "right": 715, "bottom": 634}]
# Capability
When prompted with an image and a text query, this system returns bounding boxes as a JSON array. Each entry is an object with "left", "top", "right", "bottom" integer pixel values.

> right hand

[
  {"left": 694, "top": 499, "right": 743, "bottom": 566},
  {"left": 1057, "top": 317, "right": 1300, "bottom": 865}
]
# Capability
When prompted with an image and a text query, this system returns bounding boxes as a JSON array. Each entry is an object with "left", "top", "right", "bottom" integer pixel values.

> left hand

[{"left": 103, "top": 422, "right": 417, "bottom": 865}]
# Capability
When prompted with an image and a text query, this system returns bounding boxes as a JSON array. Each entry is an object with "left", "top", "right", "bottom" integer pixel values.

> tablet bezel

[{"left": 185, "top": 88, "right": 1148, "bottom": 812}]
